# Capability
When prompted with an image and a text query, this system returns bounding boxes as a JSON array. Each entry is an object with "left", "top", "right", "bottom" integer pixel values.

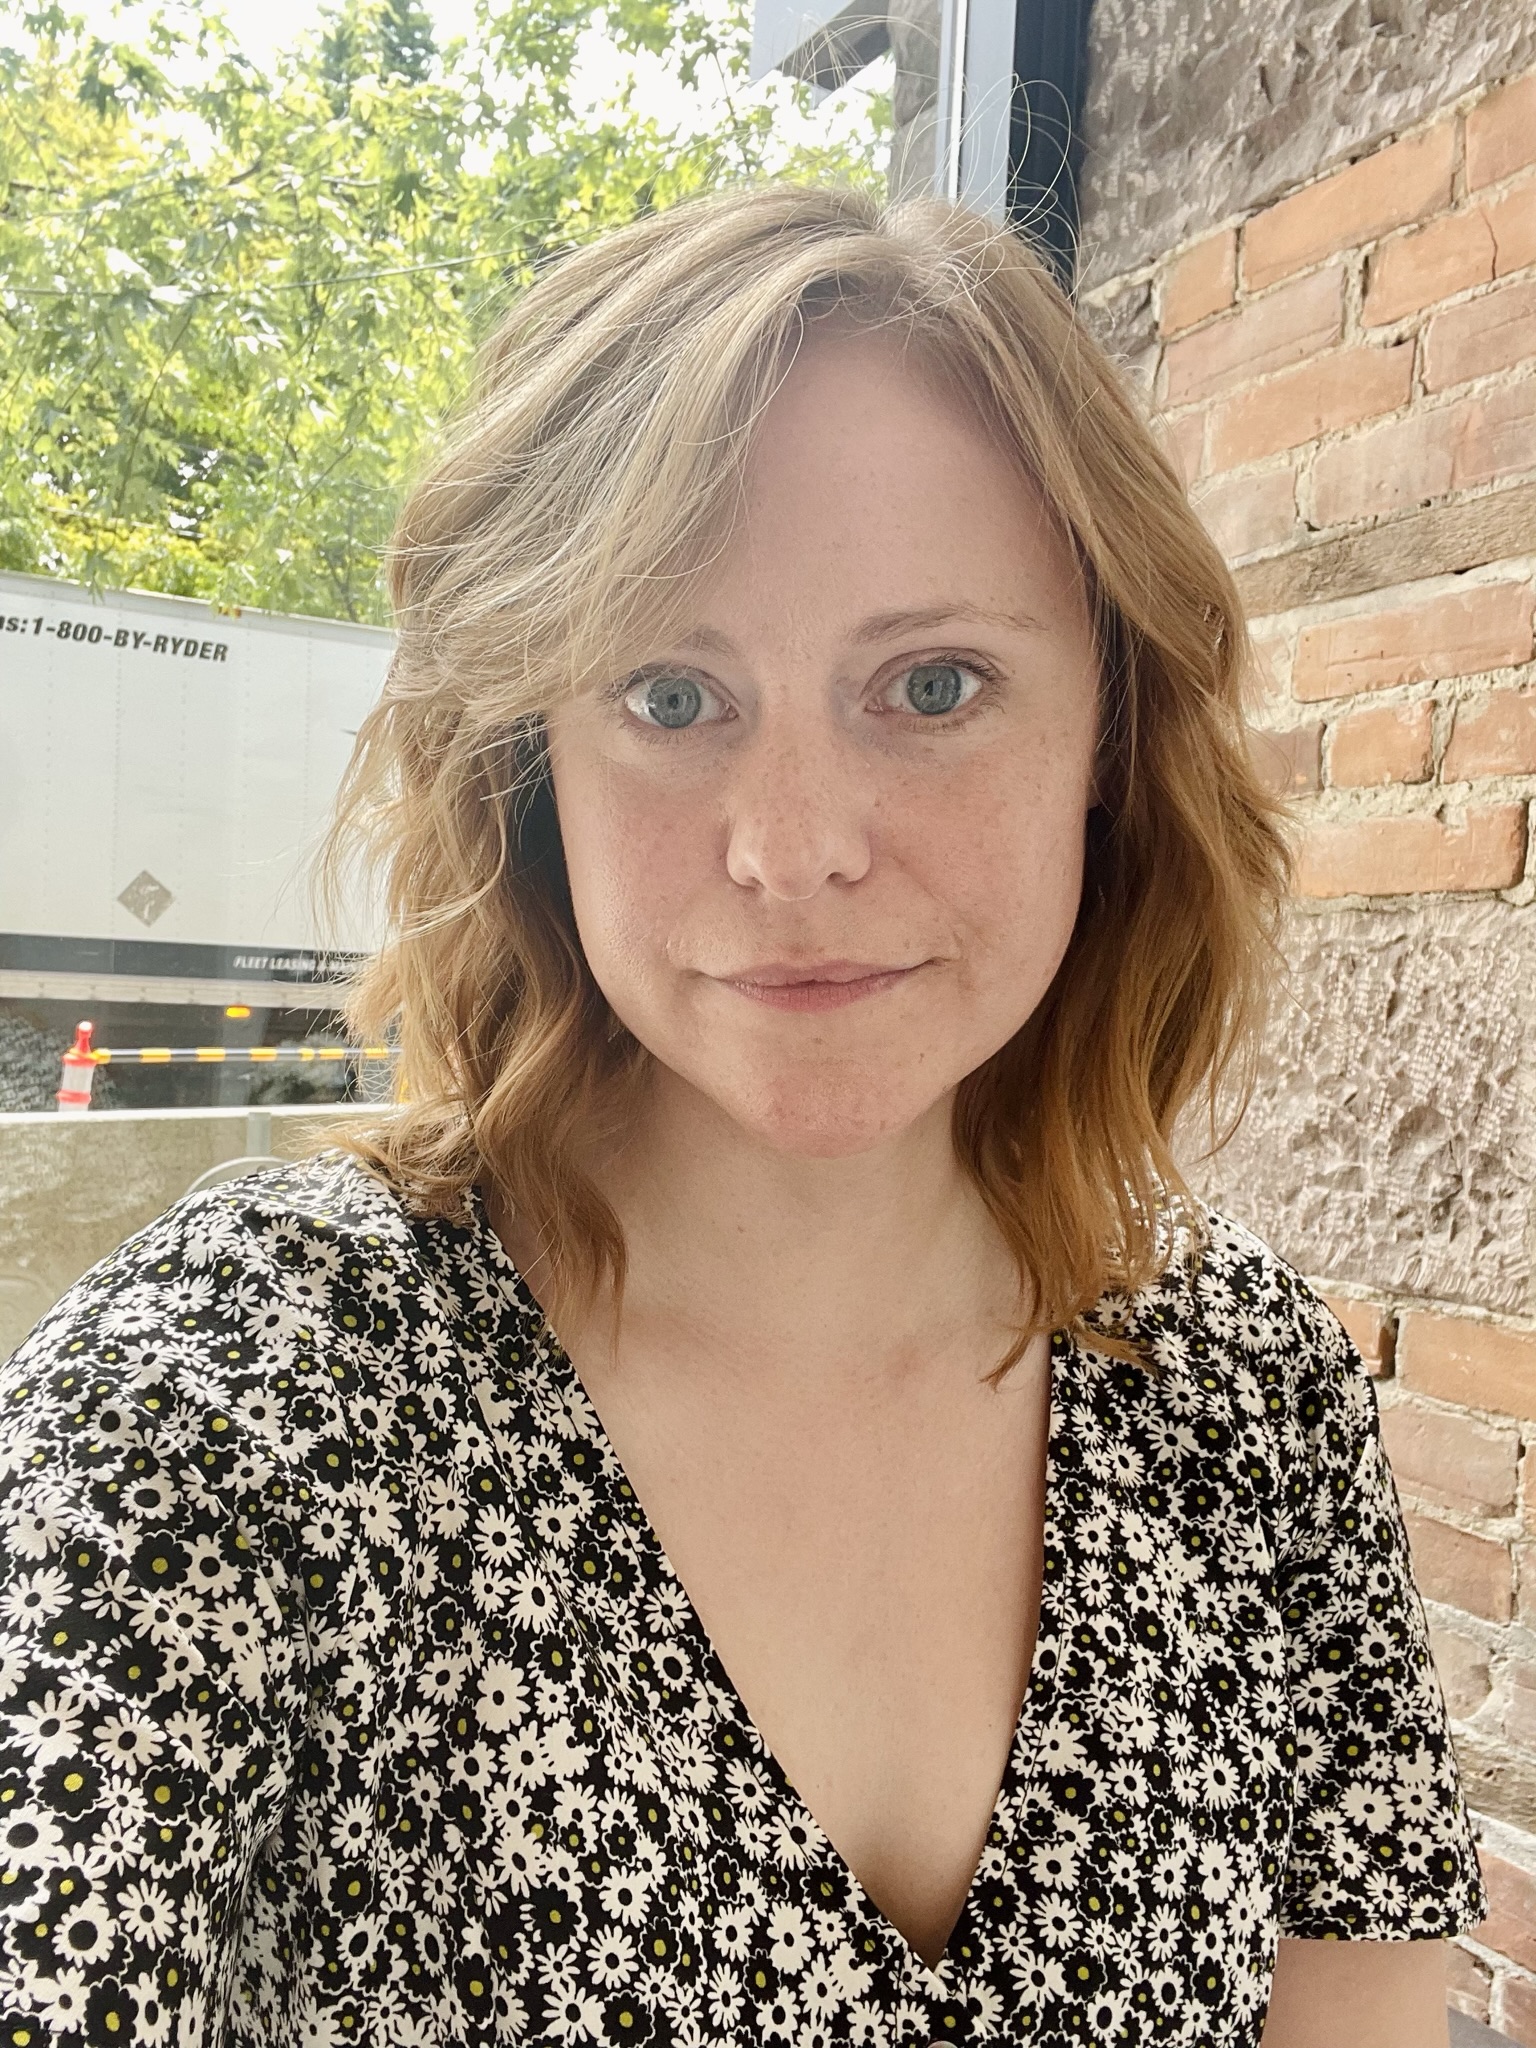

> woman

[{"left": 0, "top": 186, "right": 1483, "bottom": 2048}]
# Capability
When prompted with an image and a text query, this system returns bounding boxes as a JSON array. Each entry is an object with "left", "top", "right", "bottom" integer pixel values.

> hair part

[{"left": 324, "top": 180, "right": 1289, "bottom": 1363}]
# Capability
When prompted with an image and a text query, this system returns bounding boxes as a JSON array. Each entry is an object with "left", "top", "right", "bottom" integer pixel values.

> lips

[{"left": 710, "top": 959, "right": 925, "bottom": 1013}]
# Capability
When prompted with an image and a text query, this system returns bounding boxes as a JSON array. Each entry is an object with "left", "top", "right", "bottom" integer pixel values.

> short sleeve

[
  {"left": 0, "top": 1184, "right": 349, "bottom": 2042},
  {"left": 1274, "top": 1295, "right": 1487, "bottom": 1939}
]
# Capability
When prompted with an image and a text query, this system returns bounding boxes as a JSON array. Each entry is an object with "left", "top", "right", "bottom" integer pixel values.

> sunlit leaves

[{"left": 0, "top": 0, "right": 888, "bottom": 621}]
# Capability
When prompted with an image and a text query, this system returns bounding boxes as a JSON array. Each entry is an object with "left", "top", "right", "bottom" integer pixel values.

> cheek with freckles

[
  {"left": 880, "top": 745, "right": 1091, "bottom": 1003},
  {"left": 553, "top": 760, "right": 716, "bottom": 1017}
]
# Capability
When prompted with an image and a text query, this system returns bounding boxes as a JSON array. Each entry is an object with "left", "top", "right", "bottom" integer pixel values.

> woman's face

[{"left": 545, "top": 326, "right": 1102, "bottom": 1159}]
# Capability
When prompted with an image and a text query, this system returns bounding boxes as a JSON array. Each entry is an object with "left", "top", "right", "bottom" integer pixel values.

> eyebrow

[
  {"left": 849, "top": 602, "right": 1049, "bottom": 643},
  {"left": 675, "top": 602, "right": 1047, "bottom": 657}
]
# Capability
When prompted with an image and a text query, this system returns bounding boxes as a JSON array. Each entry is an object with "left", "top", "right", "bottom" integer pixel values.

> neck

[{"left": 555, "top": 1065, "right": 1025, "bottom": 1390}]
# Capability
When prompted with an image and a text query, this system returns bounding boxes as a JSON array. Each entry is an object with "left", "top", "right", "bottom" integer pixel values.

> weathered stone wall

[
  {"left": 1076, "top": 44, "right": 1536, "bottom": 2039},
  {"left": 1195, "top": 898, "right": 1536, "bottom": 1316}
]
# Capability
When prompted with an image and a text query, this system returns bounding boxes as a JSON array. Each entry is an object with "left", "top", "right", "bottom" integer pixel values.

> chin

[{"left": 716, "top": 1068, "right": 943, "bottom": 1160}]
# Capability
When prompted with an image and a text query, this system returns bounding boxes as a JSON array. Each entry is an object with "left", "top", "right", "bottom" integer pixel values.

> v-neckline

[{"left": 464, "top": 1190, "right": 1075, "bottom": 1990}]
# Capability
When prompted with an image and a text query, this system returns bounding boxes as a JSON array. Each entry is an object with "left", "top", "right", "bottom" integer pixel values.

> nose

[{"left": 722, "top": 718, "right": 873, "bottom": 900}]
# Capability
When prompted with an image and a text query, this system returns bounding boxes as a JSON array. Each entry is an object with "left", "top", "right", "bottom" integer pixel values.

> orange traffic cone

[{"left": 56, "top": 1021, "right": 97, "bottom": 1113}]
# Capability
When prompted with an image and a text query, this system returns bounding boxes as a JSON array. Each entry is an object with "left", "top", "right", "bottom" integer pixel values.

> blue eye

[
  {"left": 901, "top": 663, "right": 976, "bottom": 716},
  {"left": 623, "top": 672, "right": 727, "bottom": 730},
  {"left": 641, "top": 677, "right": 702, "bottom": 727}
]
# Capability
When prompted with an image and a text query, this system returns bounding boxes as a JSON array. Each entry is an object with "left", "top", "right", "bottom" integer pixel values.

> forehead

[
  {"left": 686, "top": 325, "right": 1088, "bottom": 643},
  {"left": 745, "top": 321, "right": 1028, "bottom": 502}
]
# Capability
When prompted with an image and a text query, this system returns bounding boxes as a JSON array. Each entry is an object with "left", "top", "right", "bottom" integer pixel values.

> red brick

[
  {"left": 1399, "top": 1311, "right": 1536, "bottom": 1424},
  {"left": 1379, "top": 1394, "right": 1520, "bottom": 1514},
  {"left": 1293, "top": 805, "right": 1527, "bottom": 898},
  {"left": 1305, "top": 404, "right": 1458, "bottom": 528},
  {"left": 1444, "top": 689, "right": 1536, "bottom": 781},
  {"left": 1447, "top": 1939, "right": 1493, "bottom": 2024},
  {"left": 1155, "top": 410, "right": 1205, "bottom": 487},
  {"left": 1403, "top": 1510, "right": 1513, "bottom": 1621},
  {"left": 1242, "top": 122, "right": 1456, "bottom": 291},
  {"left": 1249, "top": 722, "right": 1322, "bottom": 797},
  {"left": 1505, "top": 1660, "right": 1536, "bottom": 1751},
  {"left": 1162, "top": 266, "right": 1346, "bottom": 406},
  {"left": 1292, "top": 582, "right": 1535, "bottom": 701},
  {"left": 1207, "top": 345, "right": 1413, "bottom": 467},
  {"left": 1326, "top": 700, "right": 1434, "bottom": 787},
  {"left": 1425, "top": 274, "right": 1536, "bottom": 390},
  {"left": 1319, "top": 1292, "right": 1396, "bottom": 1374},
  {"left": 1429, "top": 1627, "right": 1492, "bottom": 1722},
  {"left": 1306, "top": 382, "right": 1536, "bottom": 527},
  {"left": 1488, "top": 172, "right": 1536, "bottom": 278},
  {"left": 1502, "top": 1969, "right": 1536, "bottom": 2048},
  {"left": 1189, "top": 466, "right": 1297, "bottom": 560},
  {"left": 1160, "top": 228, "right": 1237, "bottom": 336},
  {"left": 1245, "top": 626, "right": 1292, "bottom": 713},
  {"left": 1479, "top": 1848, "right": 1536, "bottom": 1972},
  {"left": 1363, "top": 209, "right": 1497, "bottom": 326},
  {"left": 1468, "top": 71, "right": 1536, "bottom": 192},
  {"left": 1460, "top": 380, "right": 1536, "bottom": 490}
]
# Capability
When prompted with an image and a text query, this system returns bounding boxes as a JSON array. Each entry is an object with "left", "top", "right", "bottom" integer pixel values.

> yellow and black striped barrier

[{"left": 90, "top": 1044, "right": 398, "bottom": 1066}]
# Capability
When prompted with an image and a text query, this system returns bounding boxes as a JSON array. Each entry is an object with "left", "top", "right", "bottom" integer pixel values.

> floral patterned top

[{"left": 0, "top": 1154, "right": 1484, "bottom": 2048}]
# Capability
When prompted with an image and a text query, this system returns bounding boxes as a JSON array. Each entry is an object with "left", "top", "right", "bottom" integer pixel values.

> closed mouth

[{"left": 712, "top": 960, "right": 926, "bottom": 1012}]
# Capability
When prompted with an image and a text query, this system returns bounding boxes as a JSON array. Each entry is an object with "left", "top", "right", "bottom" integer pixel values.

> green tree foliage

[{"left": 0, "top": 0, "right": 889, "bottom": 620}]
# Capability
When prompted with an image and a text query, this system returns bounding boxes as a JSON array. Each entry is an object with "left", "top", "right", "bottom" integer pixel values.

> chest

[
  {"left": 563, "top": 1341, "right": 1054, "bottom": 1962},
  {"left": 587, "top": 1334, "right": 1046, "bottom": 1652},
  {"left": 253, "top": 1339, "right": 1295, "bottom": 2048}
]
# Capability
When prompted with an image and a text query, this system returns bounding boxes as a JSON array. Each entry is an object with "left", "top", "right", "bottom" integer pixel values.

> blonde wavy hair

[{"left": 328, "top": 180, "right": 1288, "bottom": 1349}]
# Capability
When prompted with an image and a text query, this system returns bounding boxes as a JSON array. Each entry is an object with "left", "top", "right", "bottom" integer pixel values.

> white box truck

[{"left": 0, "top": 570, "right": 392, "bottom": 1107}]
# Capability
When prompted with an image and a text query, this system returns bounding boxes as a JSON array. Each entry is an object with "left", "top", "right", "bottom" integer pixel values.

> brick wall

[{"left": 1082, "top": 66, "right": 1536, "bottom": 2042}]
